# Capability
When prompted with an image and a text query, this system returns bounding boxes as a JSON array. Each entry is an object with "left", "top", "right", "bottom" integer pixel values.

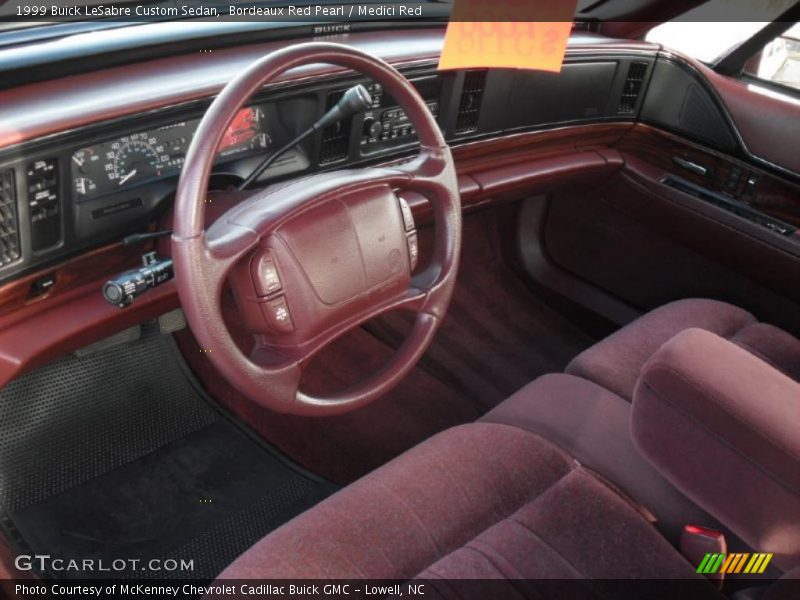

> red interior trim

[{"left": 0, "top": 125, "right": 628, "bottom": 386}]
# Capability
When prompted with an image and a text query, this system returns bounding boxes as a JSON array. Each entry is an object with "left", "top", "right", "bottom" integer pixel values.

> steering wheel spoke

[{"left": 205, "top": 222, "right": 260, "bottom": 264}]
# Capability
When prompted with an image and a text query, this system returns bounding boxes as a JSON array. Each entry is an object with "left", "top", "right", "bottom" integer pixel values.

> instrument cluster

[{"left": 70, "top": 104, "right": 271, "bottom": 200}]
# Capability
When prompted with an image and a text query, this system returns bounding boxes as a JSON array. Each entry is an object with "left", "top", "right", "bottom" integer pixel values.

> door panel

[
  {"left": 543, "top": 183, "right": 800, "bottom": 335},
  {"left": 702, "top": 61, "right": 800, "bottom": 176},
  {"left": 530, "top": 52, "right": 800, "bottom": 335}
]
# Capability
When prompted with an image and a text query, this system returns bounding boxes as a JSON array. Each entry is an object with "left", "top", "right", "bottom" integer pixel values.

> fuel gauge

[{"left": 74, "top": 177, "right": 97, "bottom": 197}]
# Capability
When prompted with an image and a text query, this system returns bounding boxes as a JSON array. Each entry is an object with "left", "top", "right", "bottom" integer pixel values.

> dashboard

[
  {"left": 3, "top": 30, "right": 796, "bottom": 297},
  {"left": 0, "top": 66, "right": 456, "bottom": 284},
  {"left": 0, "top": 27, "right": 799, "bottom": 408}
]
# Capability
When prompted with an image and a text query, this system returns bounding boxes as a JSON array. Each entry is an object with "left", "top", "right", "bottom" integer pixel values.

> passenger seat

[
  {"left": 565, "top": 299, "right": 800, "bottom": 401},
  {"left": 484, "top": 298, "right": 800, "bottom": 551},
  {"left": 215, "top": 312, "right": 800, "bottom": 592},
  {"left": 481, "top": 373, "right": 741, "bottom": 546}
]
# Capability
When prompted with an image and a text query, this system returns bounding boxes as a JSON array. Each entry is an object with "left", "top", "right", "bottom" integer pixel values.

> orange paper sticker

[{"left": 438, "top": 0, "right": 578, "bottom": 73}]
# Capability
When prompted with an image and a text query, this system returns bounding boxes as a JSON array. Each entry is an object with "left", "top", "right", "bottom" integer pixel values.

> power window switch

[
  {"left": 725, "top": 166, "right": 742, "bottom": 192},
  {"left": 252, "top": 251, "right": 282, "bottom": 297},
  {"left": 261, "top": 295, "right": 294, "bottom": 334},
  {"left": 743, "top": 174, "right": 759, "bottom": 201}
]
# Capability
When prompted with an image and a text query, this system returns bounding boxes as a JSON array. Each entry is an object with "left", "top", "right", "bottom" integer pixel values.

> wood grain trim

[
  {"left": 0, "top": 123, "right": 631, "bottom": 322},
  {"left": 452, "top": 123, "right": 633, "bottom": 174},
  {"left": 0, "top": 120, "right": 795, "bottom": 386},
  {"left": 0, "top": 122, "right": 633, "bottom": 388},
  {"left": 0, "top": 241, "right": 151, "bottom": 321},
  {"left": 616, "top": 123, "right": 800, "bottom": 228}
]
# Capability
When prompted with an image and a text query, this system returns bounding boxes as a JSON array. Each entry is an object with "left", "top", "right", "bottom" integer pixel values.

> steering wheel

[{"left": 172, "top": 43, "right": 461, "bottom": 416}]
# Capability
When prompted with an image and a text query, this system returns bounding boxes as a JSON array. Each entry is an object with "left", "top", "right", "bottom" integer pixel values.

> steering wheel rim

[{"left": 172, "top": 42, "right": 461, "bottom": 416}]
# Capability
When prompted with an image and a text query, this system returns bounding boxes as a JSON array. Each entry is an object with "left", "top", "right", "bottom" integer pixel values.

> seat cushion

[
  {"left": 480, "top": 373, "right": 741, "bottom": 546},
  {"left": 566, "top": 299, "right": 757, "bottom": 400},
  {"left": 216, "top": 423, "right": 713, "bottom": 587},
  {"left": 218, "top": 423, "right": 576, "bottom": 580},
  {"left": 418, "top": 470, "right": 707, "bottom": 594}
]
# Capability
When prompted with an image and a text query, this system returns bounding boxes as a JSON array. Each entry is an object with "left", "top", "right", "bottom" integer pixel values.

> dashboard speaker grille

[
  {"left": 0, "top": 170, "right": 21, "bottom": 266},
  {"left": 455, "top": 70, "right": 487, "bottom": 134},
  {"left": 319, "top": 90, "right": 351, "bottom": 165},
  {"left": 618, "top": 61, "right": 648, "bottom": 114}
]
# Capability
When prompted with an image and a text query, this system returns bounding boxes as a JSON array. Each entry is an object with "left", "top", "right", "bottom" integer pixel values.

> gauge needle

[
  {"left": 118, "top": 169, "right": 137, "bottom": 185},
  {"left": 72, "top": 155, "right": 84, "bottom": 167}
]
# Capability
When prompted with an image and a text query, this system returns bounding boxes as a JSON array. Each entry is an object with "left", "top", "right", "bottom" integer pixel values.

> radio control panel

[
  {"left": 360, "top": 101, "right": 439, "bottom": 148},
  {"left": 359, "top": 76, "right": 441, "bottom": 151}
]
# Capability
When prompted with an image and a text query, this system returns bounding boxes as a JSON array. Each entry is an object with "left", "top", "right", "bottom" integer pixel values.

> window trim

[{"left": 740, "top": 72, "right": 800, "bottom": 100}]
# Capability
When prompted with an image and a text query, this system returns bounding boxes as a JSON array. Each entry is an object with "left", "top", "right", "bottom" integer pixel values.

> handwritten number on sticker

[{"left": 439, "top": 0, "right": 578, "bottom": 72}]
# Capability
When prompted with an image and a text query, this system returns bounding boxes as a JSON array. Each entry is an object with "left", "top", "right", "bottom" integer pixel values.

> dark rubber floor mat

[
  {"left": 0, "top": 325, "right": 336, "bottom": 580},
  {"left": 0, "top": 325, "right": 218, "bottom": 512}
]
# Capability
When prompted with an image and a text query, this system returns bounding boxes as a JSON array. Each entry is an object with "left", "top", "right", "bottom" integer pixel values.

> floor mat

[
  {"left": 0, "top": 325, "right": 335, "bottom": 580},
  {"left": 367, "top": 209, "right": 596, "bottom": 410}
]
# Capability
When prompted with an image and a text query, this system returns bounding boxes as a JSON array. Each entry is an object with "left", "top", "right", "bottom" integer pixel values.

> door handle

[{"left": 672, "top": 157, "right": 710, "bottom": 177}]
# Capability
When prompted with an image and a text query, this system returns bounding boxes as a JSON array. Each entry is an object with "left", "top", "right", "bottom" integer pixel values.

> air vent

[
  {"left": 319, "top": 90, "right": 351, "bottom": 165},
  {"left": 0, "top": 170, "right": 20, "bottom": 267},
  {"left": 618, "top": 62, "right": 648, "bottom": 114},
  {"left": 455, "top": 70, "right": 487, "bottom": 134}
]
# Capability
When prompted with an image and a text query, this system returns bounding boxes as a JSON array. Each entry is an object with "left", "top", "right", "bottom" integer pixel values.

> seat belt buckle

[{"left": 681, "top": 525, "right": 727, "bottom": 588}]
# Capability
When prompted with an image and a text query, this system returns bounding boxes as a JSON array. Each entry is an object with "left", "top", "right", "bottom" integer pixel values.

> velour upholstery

[
  {"left": 567, "top": 299, "right": 800, "bottom": 402},
  {"left": 730, "top": 322, "right": 800, "bottom": 383},
  {"left": 218, "top": 424, "right": 574, "bottom": 579},
  {"left": 566, "top": 299, "right": 757, "bottom": 400},
  {"left": 217, "top": 423, "right": 715, "bottom": 586},
  {"left": 418, "top": 469, "right": 702, "bottom": 580},
  {"left": 215, "top": 298, "right": 799, "bottom": 591},
  {"left": 480, "top": 373, "right": 743, "bottom": 547},
  {"left": 632, "top": 328, "right": 800, "bottom": 572}
]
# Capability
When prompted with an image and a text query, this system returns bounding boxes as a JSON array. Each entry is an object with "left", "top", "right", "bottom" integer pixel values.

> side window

[
  {"left": 645, "top": 0, "right": 796, "bottom": 64},
  {"left": 743, "top": 24, "right": 800, "bottom": 91},
  {"left": 646, "top": 22, "right": 767, "bottom": 63}
]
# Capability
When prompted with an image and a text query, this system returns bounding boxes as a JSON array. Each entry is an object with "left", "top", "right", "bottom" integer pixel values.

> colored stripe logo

[{"left": 697, "top": 553, "right": 773, "bottom": 574}]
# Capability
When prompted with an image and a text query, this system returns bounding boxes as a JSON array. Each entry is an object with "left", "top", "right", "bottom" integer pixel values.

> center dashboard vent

[
  {"left": 455, "top": 70, "right": 487, "bottom": 134},
  {"left": 618, "top": 62, "right": 648, "bottom": 114},
  {"left": 319, "top": 90, "right": 351, "bottom": 165},
  {"left": 0, "top": 170, "right": 21, "bottom": 267}
]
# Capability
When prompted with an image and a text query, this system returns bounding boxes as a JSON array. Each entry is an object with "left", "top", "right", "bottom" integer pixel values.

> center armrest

[{"left": 631, "top": 327, "right": 800, "bottom": 572}]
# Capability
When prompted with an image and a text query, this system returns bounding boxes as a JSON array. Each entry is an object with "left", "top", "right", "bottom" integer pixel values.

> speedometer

[
  {"left": 71, "top": 102, "right": 274, "bottom": 200},
  {"left": 110, "top": 135, "right": 165, "bottom": 187}
]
